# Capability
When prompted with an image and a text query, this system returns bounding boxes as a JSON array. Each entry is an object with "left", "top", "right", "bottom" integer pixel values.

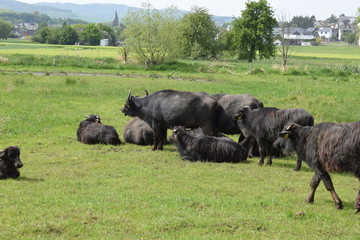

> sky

[{"left": 17, "top": 0, "right": 360, "bottom": 20}]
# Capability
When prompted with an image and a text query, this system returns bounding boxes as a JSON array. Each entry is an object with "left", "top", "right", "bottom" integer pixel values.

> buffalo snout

[{"left": 14, "top": 160, "right": 23, "bottom": 169}]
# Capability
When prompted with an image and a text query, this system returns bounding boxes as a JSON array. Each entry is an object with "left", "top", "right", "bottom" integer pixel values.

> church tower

[{"left": 113, "top": 11, "right": 119, "bottom": 27}]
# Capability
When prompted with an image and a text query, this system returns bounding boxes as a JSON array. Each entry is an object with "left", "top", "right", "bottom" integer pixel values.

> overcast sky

[{"left": 18, "top": 0, "right": 359, "bottom": 20}]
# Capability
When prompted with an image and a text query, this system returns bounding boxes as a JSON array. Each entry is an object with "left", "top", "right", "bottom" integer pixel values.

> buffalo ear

[
  {"left": 234, "top": 114, "right": 242, "bottom": 120},
  {"left": 173, "top": 127, "right": 178, "bottom": 134},
  {"left": 279, "top": 131, "right": 291, "bottom": 139}
]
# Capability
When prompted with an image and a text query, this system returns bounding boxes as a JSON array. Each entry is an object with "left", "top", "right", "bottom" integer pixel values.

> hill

[
  {"left": 1, "top": 0, "right": 233, "bottom": 24},
  {"left": 0, "top": 0, "right": 77, "bottom": 19}
]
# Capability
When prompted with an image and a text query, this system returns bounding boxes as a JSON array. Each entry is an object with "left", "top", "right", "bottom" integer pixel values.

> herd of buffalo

[{"left": 1, "top": 89, "right": 359, "bottom": 213}]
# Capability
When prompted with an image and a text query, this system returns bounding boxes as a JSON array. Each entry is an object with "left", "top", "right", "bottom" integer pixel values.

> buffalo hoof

[
  {"left": 354, "top": 202, "right": 360, "bottom": 213},
  {"left": 335, "top": 202, "right": 343, "bottom": 210},
  {"left": 305, "top": 197, "right": 314, "bottom": 204},
  {"left": 293, "top": 167, "right": 300, "bottom": 171}
]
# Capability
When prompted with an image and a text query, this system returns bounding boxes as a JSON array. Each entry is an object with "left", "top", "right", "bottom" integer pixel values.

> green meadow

[{"left": 0, "top": 41, "right": 360, "bottom": 239}]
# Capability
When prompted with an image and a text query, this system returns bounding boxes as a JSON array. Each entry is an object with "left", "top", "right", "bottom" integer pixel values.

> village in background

[{"left": 0, "top": 0, "right": 359, "bottom": 46}]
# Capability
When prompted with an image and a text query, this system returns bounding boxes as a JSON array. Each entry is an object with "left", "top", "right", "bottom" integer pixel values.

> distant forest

[{"left": 0, "top": 10, "right": 87, "bottom": 25}]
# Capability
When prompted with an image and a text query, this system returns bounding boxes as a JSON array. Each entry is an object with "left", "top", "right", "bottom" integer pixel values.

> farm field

[{"left": 0, "top": 41, "right": 360, "bottom": 239}]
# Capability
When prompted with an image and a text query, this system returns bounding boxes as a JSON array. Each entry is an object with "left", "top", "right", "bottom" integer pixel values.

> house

[
  {"left": 13, "top": 23, "right": 38, "bottom": 39},
  {"left": 318, "top": 27, "right": 333, "bottom": 40},
  {"left": 274, "top": 27, "right": 316, "bottom": 46},
  {"left": 336, "top": 16, "right": 357, "bottom": 40}
]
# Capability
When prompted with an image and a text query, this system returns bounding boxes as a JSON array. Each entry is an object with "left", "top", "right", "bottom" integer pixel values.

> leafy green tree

[
  {"left": 179, "top": 6, "right": 218, "bottom": 59},
  {"left": 344, "top": 32, "right": 357, "bottom": 45},
  {"left": 0, "top": 19, "right": 13, "bottom": 40},
  {"left": 325, "top": 14, "right": 338, "bottom": 23},
  {"left": 122, "top": 3, "right": 181, "bottom": 66},
  {"left": 290, "top": 15, "right": 316, "bottom": 28},
  {"left": 80, "top": 23, "right": 101, "bottom": 46},
  {"left": 58, "top": 25, "right": 78, "bottom": 45},
  {"left": 98, "top": 23, "right": 117, "bottom": 46},
  {"left": 32, "top": 27, "right": 51, "bottom": 43},
  {"left": 46, "top": 27, "right": 61, "bottom": 44},
  {"left": 229, "top": 0, "right": 277, "bottom": 73}
]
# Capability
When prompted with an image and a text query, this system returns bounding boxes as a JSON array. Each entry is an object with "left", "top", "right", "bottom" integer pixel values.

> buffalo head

[
  {"left": 84, "top": 114, "right": 101, "bottom": 123},
  {"left": 233, "top": 106, "right": 252, "bottom": 121},
  {"left": 121, "top": 90, "right": 147, "bottom": 117}
]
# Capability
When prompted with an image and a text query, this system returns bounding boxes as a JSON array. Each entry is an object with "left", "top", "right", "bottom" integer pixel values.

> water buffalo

[
  {"left": 123, "top": 117, "right": 154, "bottom": 146},
  {"left": 274, "top": 122, "right": 360, "bottom": 212},
  {"left": 170, "top": 126, "right": 247, "bottom": 163},
  {"left": 122, "top": 90, "right": 218, "bottom": 150},
  {"left": 212, "top": 93, "right": 264, "bottom": 138},
  {"left": 0, "top": 146, "right": 23, "bottom": 179},
  {"left": 77, "top": 114, "right": 121, "bottom": 145},
  {"left": 234, "top": 107, "right": 314, "bottom": 170}
]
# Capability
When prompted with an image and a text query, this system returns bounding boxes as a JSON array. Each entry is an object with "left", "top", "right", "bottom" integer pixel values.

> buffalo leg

[
  {"left": 266, "top": 146, "right": 273, "bottom": 166},
  {"left": 240, "top": 136, "right": 254, "bottom": 158},
  {"left": 294, "top": 156, "right": 302, "bottom": 171},
  {"left": 157, "top": 127, "right": 167, "bottom": 150},
  {"left": 258, "top": 140, "right": 266, "bottom": 166},
  {"left": 152, "top": 135, "right": 160, "bottom": 151},
  {"left": 319, "top": 170, "right": 343, "bottom": 209},
  {"left": 354, "top": 190, "right": 360, "bottom": 213},
  {"left": 306, "top": 173, "right": 321, "bottom": 203}
]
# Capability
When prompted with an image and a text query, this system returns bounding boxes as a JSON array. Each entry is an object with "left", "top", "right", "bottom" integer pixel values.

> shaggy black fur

[
  {"left": 275, "top": 122, "right": 360, "bottom": 212},
  {"left": 0, "top": 146, "right": 23, "bottom": 179},
  {"left": 234, "top": 107, "right": 314, "bottom": 170},
  {"left": 170, "top": 126, "right": 247, "bottom": 163},
  {"left": 77, "top": 114, "right": 121, "bottom": 145}
]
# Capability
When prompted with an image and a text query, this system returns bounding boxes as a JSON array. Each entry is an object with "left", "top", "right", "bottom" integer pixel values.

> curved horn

[
  {"left": 144, "top": 90, "right": 149, "bottom": 96},
  {"left": 127, "top": 90, "right": 131, "bottom": 101}
]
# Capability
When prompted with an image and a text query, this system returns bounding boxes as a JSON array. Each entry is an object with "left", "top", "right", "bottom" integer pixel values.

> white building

[
  {"left": 318, "top": 28, "right": 332, "bottom": 40},
  {"left": 100, "top": 39, "right": 109, "bottom": 46}
]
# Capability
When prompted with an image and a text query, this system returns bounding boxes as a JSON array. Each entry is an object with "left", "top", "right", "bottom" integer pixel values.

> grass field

[{"left": 0, "top": 41, "right": 360, "bottom": 239}]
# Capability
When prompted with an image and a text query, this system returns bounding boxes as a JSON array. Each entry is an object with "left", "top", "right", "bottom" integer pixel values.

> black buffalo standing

[
  {"left": 234, "top": 107, "right": 314, "bottom": 170},
  {"left": 122, "top": 90, "right": 218, "bottom": 150},
  {"left": 77, "top": 114, "right": 121, "bottom": 145},
  {"left": 123, "top": 117, "right": 154, "bottom": 146},
  {"left": 0, "top": 146, "right": 23, "bottom": 179},
  {"left": 274, "top": 122, "right": 360, "bottom": 212},
  {"left": 170, "top": 126, "right": 247, "bottom": 163}
]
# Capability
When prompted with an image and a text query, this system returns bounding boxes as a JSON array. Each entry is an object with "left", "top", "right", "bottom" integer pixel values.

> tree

[
  {"left": 98, "top": 23, "right": 117, "bottom": 46},
  {"left": 344, "top": 32, "right": 357, "bottom": 45},
  {"left": 325, "top": 14, "right": 338, "bottom": 23},
  {"left": 290, "top": 15, "right": 316, "bottom": 28},
  {"left": 32, "top": 26, "right": 51, "bottom": 43},
  {"left": 58, "top": 25, "right": 78, "bottom": 45},
  {"left": 46, "top": 27, "right": 61, "bottom": 44},
  {"left": 0, "top": 19, "right": 13, "bottom": 40},
  {"left": 179, "top": 6, "right": 218, "bottom": 59},
  {"left": 229, "top": 0, "right": 277, "bottom": 73},
  {"left": 122, "top": 3, "right": 181, "bottom": 66},
  {"left": 277, "top": 14, "right": 296, "bottom": 71},
  {"left": 80, "top": 23, "right": 101, "bottom": 46}
]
